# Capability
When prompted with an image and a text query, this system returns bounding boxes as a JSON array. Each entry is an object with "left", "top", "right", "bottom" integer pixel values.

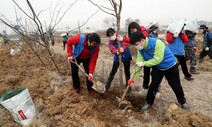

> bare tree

[
  {"left": 88, "top": 0, "right": 124, "bottom": 92},
  {"left": 103, "top": 17, "right": 116, "bottom": 28},
  {"left": 0, "top": 0, "right": 80, "bottom": 74}
]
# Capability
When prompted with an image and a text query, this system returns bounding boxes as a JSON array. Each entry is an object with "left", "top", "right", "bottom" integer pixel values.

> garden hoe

[
  {"left": 114, "top": 68, "right": 141, "bottom": 109},
  {"left": 70, "top": 59, "right": 106, "bottom": 93}
]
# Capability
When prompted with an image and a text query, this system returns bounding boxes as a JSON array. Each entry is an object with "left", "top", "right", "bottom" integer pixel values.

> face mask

[
  {"left": 135, "top": 45, "right": 144, "bottom": 50},
  {"left": 199, "top": 29, "right": 204, "bottom": 34},
  {"left": 153, "top": 30, "right": 157, "bottom": 34},
  {"left": 109, "top": 34, "right": 116, "bottom": 41},
  {"left": 130, "top": 29, "right": 137, "bottom": 33}
]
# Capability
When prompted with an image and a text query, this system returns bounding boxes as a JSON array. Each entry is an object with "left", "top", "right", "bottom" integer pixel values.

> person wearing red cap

[{"left": 67, "top": 33, "right": 101, "bottom": 98}]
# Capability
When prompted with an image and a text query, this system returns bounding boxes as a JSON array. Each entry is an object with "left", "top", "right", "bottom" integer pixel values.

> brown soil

[{"left": 0, "top": 37, "right": 212, "bottom": 127}]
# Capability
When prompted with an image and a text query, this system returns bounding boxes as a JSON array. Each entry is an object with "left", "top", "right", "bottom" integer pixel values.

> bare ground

[{"left": 0, "top": 38, "right": 212, "bottom": 127}]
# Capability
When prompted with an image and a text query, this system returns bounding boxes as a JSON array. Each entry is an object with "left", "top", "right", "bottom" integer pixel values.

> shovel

[
  {"left": 70, "top": 59, "right": 106, "bottom": 93},
  {"left": 114, "top": 68, "right": 141, "bottom": 109}
]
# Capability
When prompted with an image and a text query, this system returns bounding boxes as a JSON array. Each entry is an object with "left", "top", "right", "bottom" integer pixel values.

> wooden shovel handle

[
  {"left": 70, "top": 59, "right": 91, "bottom": 80},
  {"left": 120, "top": 68, "right": 142, "bottom": 100}
]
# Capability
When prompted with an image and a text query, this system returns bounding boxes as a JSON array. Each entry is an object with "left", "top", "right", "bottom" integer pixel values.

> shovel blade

[
  {"left": 114, "top": 96, "right": 131, "bottom": 109},
  {"left": 92, "top": 81, "right": 106, "bottom": 93}
]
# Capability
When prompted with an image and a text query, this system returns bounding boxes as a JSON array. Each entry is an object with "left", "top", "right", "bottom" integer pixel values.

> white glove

[
  {"left": 117, "top": 35, "right": 123, "bottom": 41},
  {"left": 135, "top": 62, "right": 144, "bottom": 67},
  {"left": 205, "top": 47, "right": 209, "bottom": 51},
  {"left": 173, "top": 33, "right": 178, "bottom": 38},
  {"left": 120, "top": 47, "right": 124, "bottom": 53}
]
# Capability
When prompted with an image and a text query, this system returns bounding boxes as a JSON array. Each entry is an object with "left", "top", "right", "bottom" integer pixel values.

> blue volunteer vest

[
  {"left": 167, "top": 37, "right": 185, "bottom": 55},
  {"left": 72, "top": 34, "right": 98, "bottom": 58},
  {"left": 139, "top": 38, "right": 176, "bottom": 70}
]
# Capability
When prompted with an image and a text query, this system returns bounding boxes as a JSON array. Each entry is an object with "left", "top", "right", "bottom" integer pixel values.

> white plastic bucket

[{"left": 0, "top": 88, "right": 36, "bottom": 126}]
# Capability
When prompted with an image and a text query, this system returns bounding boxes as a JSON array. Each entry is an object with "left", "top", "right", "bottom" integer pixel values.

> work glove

[
  {"left": 119, "top": 47, "right": 124, "bottom": 53},
  {"left": 128, "top": 79, "right": 134, "bottom": 86},
  {"left": 88, "top": 73, "right": 93, "bottom": 81},
  {"left": 68, "top": 56, "right": 74, "bottom": 62},
  {"left": 173, "top": 33, "right": 178, "bottom": 38},
  {"left": 116, "top": 49, "right": 121, "bottom": 55},
  {"left": 205, "top": 47, "right": 209, "bottom": 51},
  {"left": 135, "top": 62, "right": 144, "bottom": 67},
  {"left": 117, "top": 35, "right": 123, "bottom": 41},
  {"left": 193, "top": 47, "right": 197, "bottom": 52}
]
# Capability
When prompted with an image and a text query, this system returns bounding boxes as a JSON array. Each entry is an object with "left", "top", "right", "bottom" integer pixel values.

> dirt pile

[{"left": 0, "top": 43, "right": 212, "bottom": 127}]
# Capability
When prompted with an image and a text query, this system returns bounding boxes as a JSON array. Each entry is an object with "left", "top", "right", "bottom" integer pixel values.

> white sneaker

[
  {"left": 141, "top": 103, "right": 152, "bottom": 112},
  {"left": 181, "top": 103, "right": 190, "bottom": 110},
  {"left": 156, "top": 92, "right": 160, "bottom": 98}
]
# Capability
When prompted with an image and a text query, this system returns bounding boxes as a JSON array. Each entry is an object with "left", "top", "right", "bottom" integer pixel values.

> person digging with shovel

[
  {"left": 67, "top": 33, "right": 101, "bottom": 98},
  {"left": 128, "top": 31, "right": 190, "bottom": 112}
]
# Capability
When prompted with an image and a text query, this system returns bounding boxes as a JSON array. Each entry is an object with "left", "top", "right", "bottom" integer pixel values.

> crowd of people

[
  {"left": 2, "top": 21, "right": 208, "bottom": 112},
  {"left": 66, "top": 22, "right": 212, "bottom": 112}
]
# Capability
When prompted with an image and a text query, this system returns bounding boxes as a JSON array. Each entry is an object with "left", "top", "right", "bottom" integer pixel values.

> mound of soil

[{"left": 0, "top": 43, "right": 211, "bottom": 127}]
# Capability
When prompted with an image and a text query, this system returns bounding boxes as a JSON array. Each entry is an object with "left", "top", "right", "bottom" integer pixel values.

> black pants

[
  {"left": 175, "top": 55, "right": 191, "bottom": 78},
  {"left": 146, "top": 64, "right": 186, "bottom": 105},
  {"left": 143, "top": 66, "right": 151, "bottom": 88},
  {"left": 70, "top": 57, "right": 93, "bottom": 91},
  {"left": 199, "top": 49, "right": 208, "bottom": 60},
  {"left": 105, "top": 59, "right": 131, "bottom": 90},
  {"left": 51, "top": 40, "right": 55, "bottom": 46},
  {"left": 63, "top": 41, "right": 67, "bottom": 50}
]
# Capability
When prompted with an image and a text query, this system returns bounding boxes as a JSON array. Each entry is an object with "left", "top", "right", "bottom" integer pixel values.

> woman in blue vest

[
  {"left": 128, "top": 31, "right": 189, "bottom": 112},
  {"left": 67, "top": 33, "right": 101, "bottom": 98},
  {"left": 105, "top": 28, "right": 132, "bottom": 92}
]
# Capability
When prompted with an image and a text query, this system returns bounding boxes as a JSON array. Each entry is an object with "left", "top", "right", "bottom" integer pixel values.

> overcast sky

[{"left": 0, "top": 0, "right": 212, "bottom": 33}]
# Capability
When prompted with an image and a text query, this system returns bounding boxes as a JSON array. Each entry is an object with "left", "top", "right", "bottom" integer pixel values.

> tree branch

[
  {"left": 88, "top": 0, "right": 115, "bottom": 17},
  {"left": 12, "top": 0, "right": 33, "bottom": 20},
  {"left": 52, "top": 0, "right": 79, "bottom": 29},
  {"left": 69, "top": 9, "right": 99, "bottom": 32}
]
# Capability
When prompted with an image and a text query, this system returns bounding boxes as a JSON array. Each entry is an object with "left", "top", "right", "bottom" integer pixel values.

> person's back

[
  {"left": 166, "top": 31, "right": 188, "bottom": 55},
  {"left": 62, "top": 33, "right": 69, "bottom": 50},
  {"left": 63, "top": 35, "right": 68, "bottom": 42},
  {"left": 166, "top": 31, "right": 193, "bottom": 81}
]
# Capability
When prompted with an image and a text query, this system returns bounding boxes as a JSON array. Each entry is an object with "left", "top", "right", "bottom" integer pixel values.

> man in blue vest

[
  {"left": 105, "top": 28, "right": 132, "bottom": 92},
  {"left": 67, "top": 33, "right": 101, "bottom": 98},
  {"left": 128, "top": 31, "right": 189, "bottom": 112}
]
